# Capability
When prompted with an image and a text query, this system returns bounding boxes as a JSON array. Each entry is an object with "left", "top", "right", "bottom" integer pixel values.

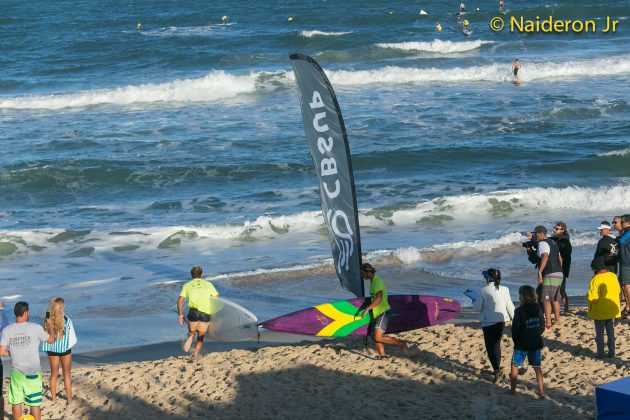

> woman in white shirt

[{"left": 473, "top": 268, "right": 515, "bottom": 382}]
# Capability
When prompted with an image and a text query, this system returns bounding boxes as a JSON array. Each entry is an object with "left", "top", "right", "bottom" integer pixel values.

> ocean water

[{"left": 1, "top": 0, "right": 629, "bottom": 351}]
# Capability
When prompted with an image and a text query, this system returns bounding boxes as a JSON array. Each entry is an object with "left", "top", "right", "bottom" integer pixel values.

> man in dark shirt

[
  {"left": 595, "top": 221, "right": 618, "bottom": 273},
  {"left": 552, "top": 221, "right": 572, "bottom": 313}
]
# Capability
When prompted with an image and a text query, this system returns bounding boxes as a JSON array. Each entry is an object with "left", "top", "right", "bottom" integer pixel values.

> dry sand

[{"left": 3, "top": 306, "right": 629, "bottom": 419}]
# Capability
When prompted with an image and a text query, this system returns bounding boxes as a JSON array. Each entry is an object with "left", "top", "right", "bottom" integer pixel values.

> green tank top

[{"left": 370, "top": 274, "right": 391, "bottom": 318}]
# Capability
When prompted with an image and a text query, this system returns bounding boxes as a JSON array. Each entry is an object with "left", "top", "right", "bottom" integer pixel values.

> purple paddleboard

[{"left": 260, "top": 295, "right": 461, "bottom": 337}]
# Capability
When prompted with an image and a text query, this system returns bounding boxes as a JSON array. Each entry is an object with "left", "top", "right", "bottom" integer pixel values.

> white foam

[
  {"left": 0, "top": 70, "right": 260, "bottom": 110},
  {"left": 141, "top": 25, "right": 216, "bottom": 37},
  {"left": 64, "top": 277, "right": 120, "bottom": 289},
  {"left": 597, "top": 148, "right": 630, "bottom": 157},
  {"left": 0, "top": 187, "right": 626, "bottom": 261},
  {"left": 392, "top": 186, "right": 630, "bottom": 226},
  {"left": 322, "top": 53, "right": 630, "bottom": 86},
  {"left": 300, "top": 30, "right": 352, "bottom": 37},
  {"left": 376, "top": 39, "right": 492, "bottom": 54}
]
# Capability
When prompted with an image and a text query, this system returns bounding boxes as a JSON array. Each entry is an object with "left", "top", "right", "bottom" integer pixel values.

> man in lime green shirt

[
  {"left": 177, "top": 266, "right": 219, "bottom": 355},
  {"left": 359, "top": 263, "right": 408, "bottom": 359}
]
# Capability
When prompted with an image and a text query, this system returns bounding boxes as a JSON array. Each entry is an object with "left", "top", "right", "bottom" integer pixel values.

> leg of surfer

[
  {"left": 373, "top": 327, "right": 408, "bottom": 357},
  {"left": 193, "top": 321, "right": 209, "bottom": 355}
]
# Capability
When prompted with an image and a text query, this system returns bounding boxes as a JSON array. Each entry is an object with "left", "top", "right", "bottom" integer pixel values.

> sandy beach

[{"left": 2, "top": 300, "right": 627, "bottom": 419}]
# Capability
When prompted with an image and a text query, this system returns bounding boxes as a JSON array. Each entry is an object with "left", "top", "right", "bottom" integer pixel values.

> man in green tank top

[{"left": 360, "top": 263, "right": 409, "bottom": 360}]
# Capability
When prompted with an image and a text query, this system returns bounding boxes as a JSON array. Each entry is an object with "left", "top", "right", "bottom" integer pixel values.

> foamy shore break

[{"left": 6, "top": 304, "right": 628, "bottom": 419}]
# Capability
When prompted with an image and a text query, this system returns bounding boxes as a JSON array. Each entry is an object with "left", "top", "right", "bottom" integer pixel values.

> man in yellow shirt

[
  {"left": 587, "top": 258, "right": 620, "bottom": 358},
  {"left": 360, "top": 263, "right": 408, "bottom": 360},
  {"left": 177, "top": 266, "right": 219, "bottom": 355}
]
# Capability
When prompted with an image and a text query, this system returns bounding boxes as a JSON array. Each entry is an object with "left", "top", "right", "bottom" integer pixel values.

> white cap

[{"left": 598, "top": 223, "right": 611, "bottom": 230}]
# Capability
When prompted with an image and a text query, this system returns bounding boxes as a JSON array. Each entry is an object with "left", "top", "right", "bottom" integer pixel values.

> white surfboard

[{"left": 172, "top": 296, "right": 258, "bottom": 341}]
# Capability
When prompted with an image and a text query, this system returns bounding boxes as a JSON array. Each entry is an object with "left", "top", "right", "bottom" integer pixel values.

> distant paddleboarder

[
  {"left": 459, "top": 2, "right": 466, "bottom": 13},
  {"left": 436, "top": 22, "right": 442, "bottom": 32},
  {"left": 512, "top": 58, "right": 522, "bottom": 84},
  {"left": 499, "top": 0, "right": 504, "bottom": 12},
  {"left": 462, "top": 19, "right": 471, "bottom": 35},
  {"left": 221, "top": 15, "right": 229, "bottom": 24},
  {"left": 359, "top": 263, "right": 409, "bottom": 360},
  {"left": 136, "top": 21, "right": 142, "bottom": 31}
]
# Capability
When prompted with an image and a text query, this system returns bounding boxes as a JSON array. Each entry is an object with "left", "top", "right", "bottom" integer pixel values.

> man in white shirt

[
  {"left": 533, "top": 225, "right": 564, "bottom": 328},
  {"left": 0, "top": 301, "right": 54, "bottom": 420}
]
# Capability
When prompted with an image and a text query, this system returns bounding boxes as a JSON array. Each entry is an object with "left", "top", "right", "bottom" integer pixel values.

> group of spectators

[{"left": 474, "top": 214, "right": 630, "bottom": 398}]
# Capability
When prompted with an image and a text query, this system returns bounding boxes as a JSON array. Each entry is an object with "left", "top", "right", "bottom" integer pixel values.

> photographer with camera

[{"left": 524, "top": 225, "right": 564, "bottom": 329}]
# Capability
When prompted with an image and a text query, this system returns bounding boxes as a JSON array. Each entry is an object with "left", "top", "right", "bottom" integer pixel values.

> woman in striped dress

[{"left": 42, "top": 297, "right": 77, "bottom": 403}]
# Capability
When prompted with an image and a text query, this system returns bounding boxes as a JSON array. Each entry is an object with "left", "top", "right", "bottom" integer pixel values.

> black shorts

[
  {"left": 187, "top": 308, "right": 211, "bottom": 323},
  {"left": 46, "top": 349, "right": 72, "bottom": 357}
]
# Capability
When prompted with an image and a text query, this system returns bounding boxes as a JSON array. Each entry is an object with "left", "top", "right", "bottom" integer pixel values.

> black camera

[{"left": 521, "top": 232, "right": 537, "bottom": 248}]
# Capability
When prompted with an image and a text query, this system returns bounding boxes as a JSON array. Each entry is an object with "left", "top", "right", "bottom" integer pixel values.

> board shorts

[
  {"left": 8, "top": 371, "right": 43, "bottom": 407},
  {"left": 512, "top": 349, "right": 542, "bottom": 368},
  {"left": 541, "top": 276, "right": 562, "bottom": 302},
  {"left": 46, "top": 349, "right": 71, "bottom": 357},
  {"left": 374, "top": 310, "right": 391, "bottom": 332},
  {"left": 540, "top": 285, "right": 560, "bottom": 302},
  {"left": 187, "top": 308, "right": 211, "bottom": 335}
]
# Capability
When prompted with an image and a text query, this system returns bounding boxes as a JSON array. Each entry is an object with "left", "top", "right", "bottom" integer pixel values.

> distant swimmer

[
  {"left": 288, "top": 16, "right": 294, "bottom": 21},
  {"left": 459, "top": 2, "right": 466, "bottom": 13},
  {"left": 436, "top": 22, "right": 442, "bottom": 32},
  {"left": 512, "top": 58, "right": 522, "bottom": 84},
  {"left": 221, "top": 15, "right": 229, "bottom": 24},
  {"left": 499, "top": 0, "right": 504, "bottom": 12},
  {"left": 136, "top": 21, "right": 142, "bottom": 31}
]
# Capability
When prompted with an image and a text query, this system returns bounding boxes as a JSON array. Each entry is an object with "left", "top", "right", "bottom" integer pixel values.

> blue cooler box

[{"left": 596, "top": 376, "right": 630, "bottom": 419}]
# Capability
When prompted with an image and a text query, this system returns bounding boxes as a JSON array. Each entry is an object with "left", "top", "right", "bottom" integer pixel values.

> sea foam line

[
  {"left": 300, "top": 30, "right": 352, "bottom": 37},
  {"left": 0, "top": 70, "right": 260, "bottom": 110},
  {"left": 0, "top": 186, "right": 626, "bottom": 260},
  {"left": 376, "top": 39, "right": 493, "bottom": 53},
  {"left": 323, "top": 53, "right": 630, "bottom": 85},
  {"left": 597, "top": 148, "right": 630, "bottom": 157}
]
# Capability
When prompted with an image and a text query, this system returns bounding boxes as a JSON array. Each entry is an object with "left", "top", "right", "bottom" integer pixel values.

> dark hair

[
  {"left": 591, "top": 257, "right": 606, "bottom": 272},
  {"left": 14, "top": 301, "right": 29, "bottom": 317},
  {"left": 622, "top": 214, "right": 630, "bottom": 224},
  {"left": 555, "top": 221, "right": 567, "bottom": 232},
  {"left": 360, "top": 263, "right": 375, "bottom": 273},
  {"left": 483, "top": 268, "right": 501, "bottom": 290},
  {"left": 518, "top": 285, "right": 537, "bottom": 304},
  {"left": 534, "top": 225, "right": 547, "bottom": 235},
  {"left": 191, "top": 266, "right": 202, "bottom": 278}
]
